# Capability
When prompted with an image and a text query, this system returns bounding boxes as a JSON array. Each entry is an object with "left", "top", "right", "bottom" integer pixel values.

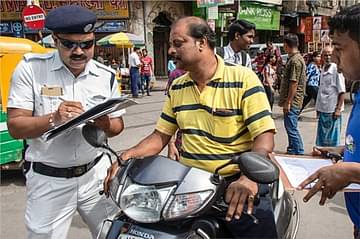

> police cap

[{"left": 45, "top": 5, "right": 102, "bottom": 33}]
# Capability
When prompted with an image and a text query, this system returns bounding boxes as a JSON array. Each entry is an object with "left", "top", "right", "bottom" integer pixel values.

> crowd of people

[
  {"left": 243, "top": 36, "right": 346, "bottom": 154},
  {"left": 95, "top": 47, "right": 154, "bottom": 98},
  {"left": 5, "top": 3, "right": 360, "bottom": 239}
]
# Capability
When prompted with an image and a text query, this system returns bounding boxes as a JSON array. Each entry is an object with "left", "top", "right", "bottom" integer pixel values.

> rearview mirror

[
  {"left": 232, "top": 152, "right": 279, "bottom": 184},
  {"left": 82, "top": 124, "right": 107, "bottom": 148}
]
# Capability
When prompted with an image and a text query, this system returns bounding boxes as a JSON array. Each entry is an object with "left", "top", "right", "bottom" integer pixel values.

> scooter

[{"left": 82, "top": 124, "right": 299, "bottom": 239}]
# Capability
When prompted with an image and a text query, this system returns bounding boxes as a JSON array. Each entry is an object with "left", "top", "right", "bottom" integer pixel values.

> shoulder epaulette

[
  {"left": 23, "top": 52, "right": 54, "bottom": 62},
  {"left": 92, "top": 60, "right": 116, "bottom": 74}
]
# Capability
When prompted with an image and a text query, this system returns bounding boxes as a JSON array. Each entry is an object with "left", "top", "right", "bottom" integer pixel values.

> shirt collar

[
  {"left": 186, "top": 54, "right": 224, "bottom": 85},
  {"left": 209, "top": 54, "right": 225, "bottom": 82},
  {"left": 51, "top": 50, "right": 64, "bottom": 71},
  {"left": 51, "top": 51, "right": 100, "bottom": 76},
  {"left": 322, "top": 63, "right": 336, "bottom": 75},
  {"left": 225, "top": 43, "right": 242, "bottom": 57}
]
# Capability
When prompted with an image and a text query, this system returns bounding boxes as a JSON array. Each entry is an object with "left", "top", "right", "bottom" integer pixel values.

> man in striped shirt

[{"left": 105, "top": 16, "right": 277, "bottom": 238}]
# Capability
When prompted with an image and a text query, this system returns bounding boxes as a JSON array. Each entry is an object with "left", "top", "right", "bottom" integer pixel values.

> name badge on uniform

[{"left": 41, "top": 86, "right": 63, "bottom": 96}]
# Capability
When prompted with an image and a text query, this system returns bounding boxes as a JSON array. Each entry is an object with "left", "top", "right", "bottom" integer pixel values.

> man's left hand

[
  {"left": 333, "top": 109, "right": 341, "bottom": 119},
  {"left": 298, "top": 162, "right": 351, "bottom": 205},
  {"left": 225, "top": 175, "right": 258, "bottom": 221},
  {"left": 283, "top": 103, "right": 291, "bottom": 115}
]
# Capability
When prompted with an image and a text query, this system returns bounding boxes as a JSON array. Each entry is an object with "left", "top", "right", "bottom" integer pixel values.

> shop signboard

[
  {"left": 252, "top": 0, "right": 282, "bottom": 5},
  {"left": 0, "top": 22, "right": 24, "bottom": 36},
  {"left": 95, "top": 21, "right": 128, "bottom": 33},
  {"left": 208, "top": 6, "right": 218, "bottom": 19},
  {"left": 303, "top": 16, "right": 313, "bottom": 43},
  {"left": 1, "top": 0, "right": 129, "bottom": 21},
  {"left": 238, "top": 2, "right": 280, "bottom": 30},
  {"left": 0, "top": 23, "right": 12, "bottom": 34},
  {"left": 197, "top": 0, "right": 234, "bottom": 8}
]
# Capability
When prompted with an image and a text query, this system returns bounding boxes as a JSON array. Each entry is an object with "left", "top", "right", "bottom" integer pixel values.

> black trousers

[
  {"left": 264, "top": 85, "right": 274, "bottom": 110},
  {"left": 302, "top": 85, "right": 318, "bottom": 111}
]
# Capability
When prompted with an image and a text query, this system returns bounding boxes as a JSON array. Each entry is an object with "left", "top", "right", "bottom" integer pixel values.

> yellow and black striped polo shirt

[{"left": 156, "top": 55, "right": 276, "bottom": 176}]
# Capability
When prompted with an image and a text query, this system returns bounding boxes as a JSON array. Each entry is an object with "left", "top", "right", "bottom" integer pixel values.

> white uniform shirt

[
  {"left": 315, "top": 63, "right": 346, "bottom": 113},
  {"left": 128, "top": 51, "right": 141, "bottom": 68},
  {"left": 8, "top": 51, "right": 123, "bottom": 167},
  {"left": 222, "top": 44, "right": 252, "bottom": 69}
]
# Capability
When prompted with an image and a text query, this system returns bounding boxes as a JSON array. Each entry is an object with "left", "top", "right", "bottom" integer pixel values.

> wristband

[{"left": 49, "top": 113, "right": 55, "bottom": 129}]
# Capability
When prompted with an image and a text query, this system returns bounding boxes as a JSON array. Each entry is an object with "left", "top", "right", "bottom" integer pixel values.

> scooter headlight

[
  {"left": 109, "top": 171, "right": 122, "bottom": 208},
  {"left": 120, "top": 181, "right": 175, "bottom": 223},
  {"left": 163, "top": 190, "right": 214, "bottom": 220}
]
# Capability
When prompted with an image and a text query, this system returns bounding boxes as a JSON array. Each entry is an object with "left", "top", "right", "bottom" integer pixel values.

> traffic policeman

[{"left": 7, "top": 5, "right": 124, "bottom": 238}]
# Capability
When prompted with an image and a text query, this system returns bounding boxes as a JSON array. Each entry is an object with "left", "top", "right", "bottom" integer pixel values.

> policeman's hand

[
  {"left": 54, "top": 100, "right": 84, "bottom": 124},
  {"left": 103, "top": 151, "right": 130, "bottom": 197},
  {"left": 225, "top": 175, "right": 258, "bottom": 221},
  {"left": 93, "top": 115, "right": 111, "bottom": 132},
  {"left": 167, "top": 142, "right": 180, "bottom": 161},
  {"left": 298, "top": 162, "right": 352, "bottom": 205}
]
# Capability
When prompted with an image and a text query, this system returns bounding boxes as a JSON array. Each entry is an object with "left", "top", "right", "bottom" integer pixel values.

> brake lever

[{"left": 320, "top": 151, "right": 343, "bottom": 162}]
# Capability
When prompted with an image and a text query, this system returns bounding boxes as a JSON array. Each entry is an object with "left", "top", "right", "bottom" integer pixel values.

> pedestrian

[
  {"left": 104, "top": 16, "right": 277, "bottom": 238},
  {"left": 279, "top": 33, "right": 306, "bottom": 155},
  {"left": 215, "top": 19, "right": 254, "bottom": 68},
  {"left": 252, "top": 50, "right": 266, "bottom": 76},
  {"left": 264, "top": 41, "right": 281, "bottom": 62},
  {"left": 165, "top": 61, "right": 186, "bottom": 95},
  {"left": 6, "top": 5, "right": 125, "bottom": 238},
  {"left": 262, "top": 53, "right": 277, "bottom": 109},
  {"left": 167, "top": 56, "right": 176, "bottom": 75},
  {"left": 110, "top": 58, "right": 119, "bottom": 71},
  {"left": 96, "top": 49, "right": 105, "bottom": 64},
  {"left": 129, "top": 47, "right": 141, "bottom": 98},
  {"left": 298, "top": 4, "right": 360, "bottom": 239},
  {"left": 105, "top": 53, "right": 112, "bottom": 66},
  {"left": 315, "top": 46, "right": 346, "bottom": 147},
  {"left": 301, "top": 51, "right": 322, "bottom": 112},
  {"left": 140, "top": 48, "right": 153, "bottom": 96}
]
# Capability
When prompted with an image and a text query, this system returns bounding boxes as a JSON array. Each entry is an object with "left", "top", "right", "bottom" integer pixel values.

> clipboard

[{"left": 43, "top": 96, "right": 137, "bottom": 141}]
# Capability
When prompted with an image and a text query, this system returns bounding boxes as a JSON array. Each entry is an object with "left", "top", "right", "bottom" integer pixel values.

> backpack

[{"left": 215, "top": 46, "right": 247, "bottom": 67}]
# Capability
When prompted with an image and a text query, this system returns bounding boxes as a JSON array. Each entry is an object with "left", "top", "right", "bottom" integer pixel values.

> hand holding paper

[
  {"left": 43, "top": 96, "right": 136, "bottom": 141},
  {"left": 298, "top": 162, "right": 356, "bottom": 205}
]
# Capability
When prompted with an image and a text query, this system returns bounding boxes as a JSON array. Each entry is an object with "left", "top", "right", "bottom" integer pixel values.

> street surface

[{"left": 1, "top": 84, "right": 354, "bottom": 239}]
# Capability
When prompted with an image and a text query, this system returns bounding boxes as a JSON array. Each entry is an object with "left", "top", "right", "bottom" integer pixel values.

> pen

[{"left": 59, "top": 96, "right": 67, "bottom": 102}]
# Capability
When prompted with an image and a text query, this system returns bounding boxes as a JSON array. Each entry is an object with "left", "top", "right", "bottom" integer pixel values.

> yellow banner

[{"left": 1, "top": 0, "right": 129, "bottom": 21}]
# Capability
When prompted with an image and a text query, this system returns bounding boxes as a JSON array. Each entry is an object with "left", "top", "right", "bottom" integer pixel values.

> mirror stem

[{"left": 102, "top": 144, "right": 124, "bottom": 166}]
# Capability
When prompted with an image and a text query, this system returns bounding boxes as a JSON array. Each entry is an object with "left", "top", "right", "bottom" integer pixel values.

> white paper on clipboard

[
  {"left": 274, "top": 155, "right": 360, "bottom": 190},
  {"left": 42, "top": 97, "right": 137, "bottom": 141}
]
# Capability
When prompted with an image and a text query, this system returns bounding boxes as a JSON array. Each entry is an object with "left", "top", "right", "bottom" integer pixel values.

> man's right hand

[{"left": 54, "top": 100, "right": 84, "bottom": 124}]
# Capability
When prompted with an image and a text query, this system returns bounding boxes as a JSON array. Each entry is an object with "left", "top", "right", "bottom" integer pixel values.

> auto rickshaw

[{"left": 0, "top": 36, "right": 50, "bottom": 169}]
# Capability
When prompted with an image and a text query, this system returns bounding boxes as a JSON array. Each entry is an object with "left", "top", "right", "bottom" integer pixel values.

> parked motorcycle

[{"left": 82, "top": 124, "right": 299, "bottom": 239}]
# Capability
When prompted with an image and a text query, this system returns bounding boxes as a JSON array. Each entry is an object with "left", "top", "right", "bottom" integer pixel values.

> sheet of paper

[{"left": 275, "top": 155, "right": 360, "bottom": 190}]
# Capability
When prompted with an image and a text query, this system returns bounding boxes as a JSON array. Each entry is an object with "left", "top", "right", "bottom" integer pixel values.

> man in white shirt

[
  {"left": 216, "top": 19, "right": 255, "bottom": 68},
  {"left": 315, "top": 46, "right": 346, "bottom": 146},
  {"left": 129, "top": 47, "right": 142, "bottom": 98},
  {"left": 6, "top": 5, "right": 124, "bottom": 238}
]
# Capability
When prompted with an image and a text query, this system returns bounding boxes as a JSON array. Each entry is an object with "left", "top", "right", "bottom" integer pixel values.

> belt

[{"left": 23, "top": 154, "right": 103, "bottom": 178}]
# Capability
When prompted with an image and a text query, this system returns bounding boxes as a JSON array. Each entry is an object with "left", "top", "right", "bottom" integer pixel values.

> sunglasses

[{"left": 56, "top": 35, "right": 95, "bottom": 50}]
